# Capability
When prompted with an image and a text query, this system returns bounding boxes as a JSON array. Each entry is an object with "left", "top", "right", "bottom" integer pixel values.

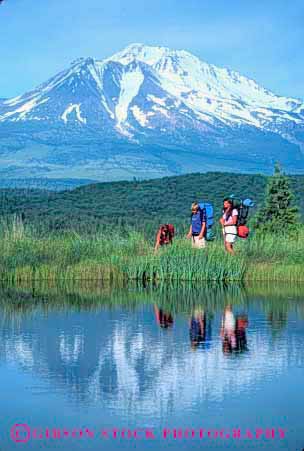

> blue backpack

[
  {"left": 199, "top": 202, "right": 214, "bottom": 241},
  {"left": 191, "top": 202, "right": 214, "bottom": 240},
  {"left": 198, "top": 202, "right": 214, "bottom": 229}
]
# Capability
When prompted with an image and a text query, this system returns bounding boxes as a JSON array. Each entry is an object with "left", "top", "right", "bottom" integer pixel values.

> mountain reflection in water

[{"left": 0, "top": 282, "right": 303, "bottom": 421}]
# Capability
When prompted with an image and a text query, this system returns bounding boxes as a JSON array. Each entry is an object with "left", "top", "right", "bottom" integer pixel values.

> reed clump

[{"left": 0, "top": 218, "right": 303, "bottom": 282}]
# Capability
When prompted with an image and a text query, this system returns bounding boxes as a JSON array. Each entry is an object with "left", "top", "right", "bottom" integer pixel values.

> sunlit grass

[{"left": 0, "top": 217, "right": 303, "bottom": 282}]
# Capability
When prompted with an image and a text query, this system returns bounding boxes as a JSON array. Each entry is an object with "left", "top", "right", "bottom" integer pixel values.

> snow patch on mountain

[
  {"left": 152, "top": 105, "right": 170, "bottom": 118},
  {"left": 87, "top": 61, "right": 103, "bottom": 92},
  {"left": 1, "top": 97, "right": 49, "bottom": 120},
  {"left": 110, "top": 44, "right": 304, "bottom": 130},
  {"left": 3, "top": 94, "right": 23, "bottom": 107},
  {"left": 130, "top": 105, "right": 149, "bottom": 127},
  {"left": 61, "top": 104, "right": 87, "bottom": 124},
  {"left": 147, "top": 94, "right": 167, "bottom": 106},
  {"left": 115, "top": 66, "right": 144, "bottom": 126}
]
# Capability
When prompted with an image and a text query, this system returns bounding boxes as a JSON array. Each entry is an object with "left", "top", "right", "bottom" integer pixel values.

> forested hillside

[{"left": 0, "top": 172, "right": 303, "bottom": 236}]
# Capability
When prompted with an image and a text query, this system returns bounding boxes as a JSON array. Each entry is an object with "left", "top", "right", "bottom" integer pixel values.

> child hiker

[{"left": 187, "top": 202, "right": 206, "bottom": 249}]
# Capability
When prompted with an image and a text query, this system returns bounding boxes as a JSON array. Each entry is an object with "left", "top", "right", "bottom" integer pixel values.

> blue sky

[{"left": 0, "top": 0, "right": 303, "bottom": 99}]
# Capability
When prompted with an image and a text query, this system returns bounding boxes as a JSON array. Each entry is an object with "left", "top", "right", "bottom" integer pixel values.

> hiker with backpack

[
  {"left": 220, "top": 196, "right": 254, "bottom": 254},
  {"left": 220, "top": 198, "right": 238, "bottom": 255},
  {"left": 187, "top": 202, "right": 207, "bottom": 248},
  {"left": 154, "top": 224, "right": 175, "bottom": 252}
]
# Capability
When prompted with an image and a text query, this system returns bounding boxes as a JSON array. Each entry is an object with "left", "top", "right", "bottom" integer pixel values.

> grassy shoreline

[
  {"left": 1, "top": 281, "right": 304, "bottom": 320},
  {"left": 0, "top": 221, "right": 303, "bottom": 283}
]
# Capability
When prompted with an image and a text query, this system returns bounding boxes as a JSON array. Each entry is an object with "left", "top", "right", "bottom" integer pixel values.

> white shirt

[{"left": 223, "top": 208, "right": 238, "bottom": 225}]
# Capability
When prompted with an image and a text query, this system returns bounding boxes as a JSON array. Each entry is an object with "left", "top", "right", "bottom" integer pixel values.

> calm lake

[{"left": 0, "top": 282, "right": 303, "bottom": 451}]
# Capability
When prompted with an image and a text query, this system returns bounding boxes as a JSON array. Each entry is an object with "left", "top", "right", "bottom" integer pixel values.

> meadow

[{"left": 0, "top": 216, "right": 303, "bottom": 283}]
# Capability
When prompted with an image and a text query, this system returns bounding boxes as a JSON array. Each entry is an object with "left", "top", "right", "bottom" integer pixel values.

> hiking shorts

[
  {"left": 224, "top": 226, "right": 237, "bottom": 243},
  {"left": 192, "top": 235, "right": 206, "bottom": 249}
]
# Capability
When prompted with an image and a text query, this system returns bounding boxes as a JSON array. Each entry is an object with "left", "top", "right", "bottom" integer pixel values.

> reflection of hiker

[
  {"left": 187, "top": 202, "right": 206, "bottom": 249},
  {"left": 235, "top": 315, "right": 249, "bottom": 352},
  {"left": 220, "top": 305, "right": 237, "bottom": 354},
  {"left": 154, "top": 305, "right": 173, "bottom": 329},
  {"left": 219, "top": 198, "right": 238, "bottom": 255},
  {"left": 154, "top": 224, "right": 174, "bottom": 252},
  {"left": 189, "top": 309, "right": 211, "bottom": 350}
]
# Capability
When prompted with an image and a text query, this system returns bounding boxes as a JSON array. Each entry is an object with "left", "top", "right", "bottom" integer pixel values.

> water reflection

[
  {"left": 221, "top": 305, "right": 236, "bottom": 353},
  {"left": 235, "top": 314, "right": 249, "bottom": 353},
  {"left": 267, "top": 310, "right": 288, "bottom": 338},
  {"left": 0, "top": 282, "right": 303, "bottom": 418},
  {"left": 154, "top": 305, "right": 174, "bottom": 329},
  {"left": 220, "top": 306, "right": 249, "bottom": 355},
  {"left": 189, "top": 309, "right": 212, "bottom": 350}
]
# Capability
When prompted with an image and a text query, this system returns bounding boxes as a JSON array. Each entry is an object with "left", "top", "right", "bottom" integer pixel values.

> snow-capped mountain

[{"left": 0, "top": 43, "right": 304, "bottom": 180}]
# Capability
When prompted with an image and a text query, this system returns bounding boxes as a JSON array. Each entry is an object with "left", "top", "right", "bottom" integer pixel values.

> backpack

[
  {"left": 198, "top": 202, "right": 214, "bottom": 241},
  {"left": 229, "top": 196, "right": 254, "bottom": 239},
  {"left": 237, "top": 225, "right": 250, "bottom": 239},
  {"left": 166, "top": 224, "right": 175, "bottom": 239},
  {"left": 159, "top": 224, "right": 175, "bottom": 245}
]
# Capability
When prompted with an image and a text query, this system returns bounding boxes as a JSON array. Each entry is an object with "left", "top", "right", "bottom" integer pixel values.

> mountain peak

[
  {"left": 111, "top": 43, "right": 203, "bottom": 65},
  {"left": 1, "top": 43, "right": 304, "bottom": 181},
  {"left": 110, "top": 43, "right": 177, "bottom": 66}
]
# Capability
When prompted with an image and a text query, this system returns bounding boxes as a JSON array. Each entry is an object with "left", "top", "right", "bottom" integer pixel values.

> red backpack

[
  {"left": 237, "top": 225, "right": 250, "bottom": 239},
  {"left": 166, "top": 224, "right": 175, "bottom": 238}
]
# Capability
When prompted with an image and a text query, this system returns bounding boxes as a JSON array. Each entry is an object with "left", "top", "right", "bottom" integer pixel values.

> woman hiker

[
  {"left": 187, "top": 202, "right": 206, "bottom": 248},
  {"left": 154, "top": 224, "right": 175, "bottom": 252},
  {"left": 220, "top": 198, "right": 238, "bottom": 255}
]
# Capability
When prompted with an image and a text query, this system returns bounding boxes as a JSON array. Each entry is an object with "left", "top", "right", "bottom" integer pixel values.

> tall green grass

[
  {"left": 0, "top": 216, "right": 303, "bottom": 282},
  {"left": 239, "top": 229, "right": 304, "bottom": 281}
]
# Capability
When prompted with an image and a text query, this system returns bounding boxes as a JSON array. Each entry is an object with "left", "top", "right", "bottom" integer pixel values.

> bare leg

[{"left": 225, "top": 242, "right": 235, "bottom": 255}]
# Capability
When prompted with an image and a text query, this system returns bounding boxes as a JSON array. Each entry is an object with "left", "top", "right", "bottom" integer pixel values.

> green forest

[{"left": 1, "top": 171, "right": 303, "bottom": 236}]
